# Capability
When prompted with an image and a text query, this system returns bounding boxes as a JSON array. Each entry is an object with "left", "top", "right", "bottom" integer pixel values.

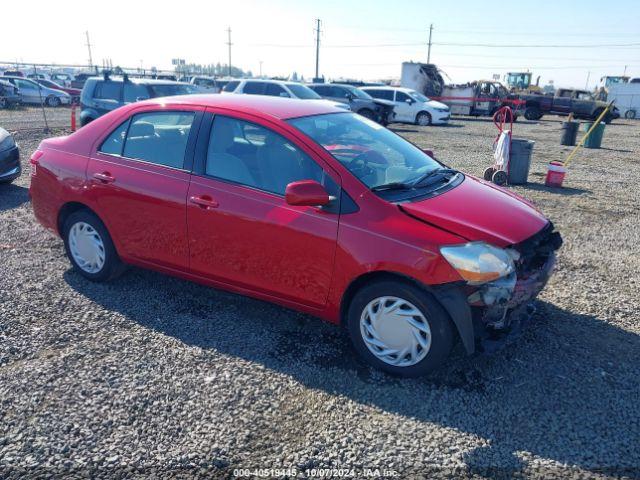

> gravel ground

[
  {"left": 1, "top": 116, "right": 639, "bottom": 479},
  {"left": 0, "top": 105, "right": 73, "bottom": 131}
]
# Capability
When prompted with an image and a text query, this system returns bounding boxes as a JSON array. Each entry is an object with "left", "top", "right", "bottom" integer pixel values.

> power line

[{"left": 237, "top": 40, "right": 640, "bottom": 49}]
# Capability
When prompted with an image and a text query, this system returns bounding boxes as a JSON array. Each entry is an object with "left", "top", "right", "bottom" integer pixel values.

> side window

[
  {"left": 330, "top": 86, "right": 348, "bottom": 98},
  {"left": 368, "top": 90, "right": 393, "bottom": 101},
  {"left": 265, "top": 83, "right": 288, "bottom": 97},
  {"left": 313, "top": 85, "right": 330, "bottom": 96},
  {"left": 99, "top": 120, "right": 129, "bottom": 155},
  {"left": 94, "top": 81, "right": 122, "bottom": 101},
  {"left": 123, "top": 83, "right": 150, "bottom": 103},
  {"left": 222, "top": 80, "right": 239, "bottom": 92},
  {"left": 122, "top": 112, "right": 195, "bottom": 169},
  {"left": 16, "top": 79, "right": 36, "bottom": 90},
  {"left": 205, "top": 116, "right": 323, "bottom": 195},
  {"left": 242, "top": 82, "right": 265, "bottom": 95},
  {"left": 395, "top": 91, "right": 410, "bottom": 102}
]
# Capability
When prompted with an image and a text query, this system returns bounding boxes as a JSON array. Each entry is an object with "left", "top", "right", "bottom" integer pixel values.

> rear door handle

[
  {"left": 189, "top": 195, "right": 219, "bottom": 209},
  {"left": 93, "top": 172, "right": 115, "bottom": 183}
]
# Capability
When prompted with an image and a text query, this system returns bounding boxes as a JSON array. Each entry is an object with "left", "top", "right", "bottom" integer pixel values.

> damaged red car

[{"left": 29, "top": 95, "right": 561, "bottom": 376}]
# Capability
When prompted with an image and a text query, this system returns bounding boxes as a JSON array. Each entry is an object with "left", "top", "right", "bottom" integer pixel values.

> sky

[{"left": 2, "top": 0, "right": 639, "bottom": 89}]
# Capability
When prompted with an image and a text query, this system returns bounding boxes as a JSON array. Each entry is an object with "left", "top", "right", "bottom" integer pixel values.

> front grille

[{"left": 512, "top": 222, "right": 562, "bottom": 277}]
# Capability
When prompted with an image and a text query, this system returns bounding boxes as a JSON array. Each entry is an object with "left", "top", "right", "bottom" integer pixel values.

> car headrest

[{"left": 128, "top": 121, "right": 155, "bottom": 138}]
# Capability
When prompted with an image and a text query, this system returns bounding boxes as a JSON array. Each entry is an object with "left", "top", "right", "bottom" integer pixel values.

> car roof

[
  {"left": 88, "top": 76, "right": 189, "bottom": 85},
  {"left": 240, "top": 79, "right": 300, "bottom": 86},
  {"left": 361, "top": 86, "right": 411, "bottom": 92},
  {"left": 138, "top": 94, "right": 344, "bottom": 120}
]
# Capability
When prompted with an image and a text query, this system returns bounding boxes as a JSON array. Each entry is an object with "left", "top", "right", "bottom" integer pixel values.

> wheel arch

[
  {"left": 339, "top": 270, "right": 475, "bottom": 354},
  {"left": 57, "top": 201, "right": 100, "bottom": 235}
]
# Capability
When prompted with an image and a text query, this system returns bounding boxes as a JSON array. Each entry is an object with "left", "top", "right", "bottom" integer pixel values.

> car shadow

[
  {"left": 0, "top": 183, "right": 29, "bottom": 211},
  {"left": 64, "top": 268, "right": 640, "bottom": 477},
  {"left": 514, "top": 181, "right": 591, "bottom": 196}
]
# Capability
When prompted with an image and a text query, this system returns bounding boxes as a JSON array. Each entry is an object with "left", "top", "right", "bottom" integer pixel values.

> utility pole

[
  {"left": 314, "top": 18, "right": 321, "bottom": 80},
  {"left": 85, "top": 31, "right": 93, "bottom": 69},
  {"left": 427, "top": 24, "right": 433, "bottom": 64},
  {"left": 585, "top": 71, "right": 591, "bottom": 90},
  {"left": 259, "top": 60, "right": 263, "bottom": 77},
  {"left": 226, "top": 27, "right": 232, "bottom": 77},
  {"left": 623, "top": 65, "right": 628, "bottom": 77}
]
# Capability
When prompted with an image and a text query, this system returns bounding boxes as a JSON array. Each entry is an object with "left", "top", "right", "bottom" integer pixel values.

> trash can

[
  {"left": 508, "top": 138, "right": 534, "bottom": 184},
  {"left": 582, "top": 121, "right": 606, "bottom": 149},
  {"left": 560, "top": 121, "right": 579, "bottom": 146}
]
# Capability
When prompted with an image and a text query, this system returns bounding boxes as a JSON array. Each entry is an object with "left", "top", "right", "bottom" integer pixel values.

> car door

[
  {"left": 553, "top": 90, "right": 572, "bottom": 115},
  {"left": 14, "top": 79, "right": 40, "bottom": 103},
  {"left": 394, "top": 91, "right": 415, "bottom": 122},
  {"left": 86, "top": 107, "right": 203, "bottom": 270},
  {"left": 186, "top": 111, "right": 340, "bottom": 308}
]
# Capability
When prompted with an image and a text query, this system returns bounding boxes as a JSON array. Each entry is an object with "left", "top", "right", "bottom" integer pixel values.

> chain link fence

[{"left": 0, "top": 105, "right": 76, "bottom": 133}]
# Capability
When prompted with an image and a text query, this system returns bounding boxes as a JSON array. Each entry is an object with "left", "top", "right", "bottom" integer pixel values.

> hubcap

[
  {"left": 360, "top": 296, "right": 432, "bottom": 367},
  {"left": 418, "top": 114, "right": 429, "bottom": 126},
  {"left": 69, "top": 222, "right": 106, "bottom": 274}
]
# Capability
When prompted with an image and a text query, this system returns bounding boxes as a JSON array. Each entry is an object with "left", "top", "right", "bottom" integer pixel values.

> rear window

[
  {"left": 222, "top": 81, "right": 239, "bottom": 92},
  {"left": 94, "top": 81, "right": 122, "bottom": 101},
  {"left": 147, "top": 84, "right": 196, "bottom": 98},
  {"left": 285, "top": 84, "right": 321, "bottom": 99}
]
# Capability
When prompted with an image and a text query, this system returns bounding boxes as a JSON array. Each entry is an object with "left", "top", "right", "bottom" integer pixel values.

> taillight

[{"left": 30, "top": 150, "right": 44, "bottom": 177}]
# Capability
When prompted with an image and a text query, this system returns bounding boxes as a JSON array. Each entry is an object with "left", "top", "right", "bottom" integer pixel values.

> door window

[
  {"left": 124, "top": 83, "right": 150, "bottom": 103},
  {"left": 242, "top": 82, "right": 265, "bottom": 95},
  {"left": 205, "top": 115, "right": 323, "bottom": 195},
  {"left": 15, "top": 79, "right": 37, "bottom": 90},
  {"left": 395, "top": 91, "right": 411, "bottom": 103},
  {"left": 122, "top": 112, "right": 195, "bottom": 169},
  {"left": 99, "top": 120, "right": 130, "bottom": 155},
  {"left": 312, "top": 85, "right": 330, "bottom": 96},
  {"left": 265, "top": 83, "right": 288, "bottom": 97},
  {"left": 367, "top": 89, "right": 393, "bottom": 101}
]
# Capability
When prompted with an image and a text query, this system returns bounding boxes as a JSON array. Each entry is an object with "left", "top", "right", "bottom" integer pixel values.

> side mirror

[
  {"left": 285, "top": 180, "right": 330, "bottom": 207},
  {"left": 279, "top": 92, "right": 291, "bottom": 98},
  {"left": 345, "top": 93, "right": 354, "bottom": 100},
  {"left": 405, "top": 98, "right": 414, "bottom": 104}
]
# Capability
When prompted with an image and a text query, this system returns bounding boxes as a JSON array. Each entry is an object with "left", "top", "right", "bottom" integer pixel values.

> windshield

[
  {"left": 148, "top": 84, "right": 197, "bottom": 97},
  {"left": 289, "top": 113, "right": 442, "bottom": 189},
  {"left": 347, "top": 86, "right": 373, "bottom": 100},
  {"left": 409, "top": 91, "right": 429, "bottom": 102},
  {"left": 286, "top": 83, "right": 321, "bottom": 99}
]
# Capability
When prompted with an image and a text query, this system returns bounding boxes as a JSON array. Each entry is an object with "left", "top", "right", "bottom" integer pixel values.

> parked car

[
  {"left": 51, "top": 72, "right": 74, "bottom": 87},
  {"left": 3, "top": 76, "right": 71, "bottom": 106},
  {"left": 0, "top": 80, "right": 21, "bottom": 109},
  {"left": 361, "top": 86, "right": 450, "bottom": 126},
  {"left": 80, "top": 76, "right": 198, "bottom": 126},
  {"left": 35, "top": 79, "right": 81, "bottom": 103},
  {"left": 308, "top": 83, "right": 395, "bottom": 125},
  {"left": 71, "top": 72, "right": 95, "bottom": 89},
  {"left": 29, "top": 95, "right": 561, "bottom": 376},
  {"left": 27, "top": 73, "right": 50, "bottom": 81},
  {"left": 224, "top": 79, "right": 350, "bottom": 111},
  {"left": 0, "top": 127, "right": 20, "bottom": 184},
  {"left": 519, "top": 88, "right": 620, "bottom": 122},
  {"left": 189, "top": 76, "right": 225, "bottom": 93},
  {"left": 3, "top": 70, "right": 24, "bottom": 78}
]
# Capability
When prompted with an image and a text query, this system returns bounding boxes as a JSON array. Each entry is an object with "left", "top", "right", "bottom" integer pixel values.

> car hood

[
  {"left": 426, "top": 100, "right": 449, "bottom": 109},
  {"left": 400, "top": 175, "right": 548, "bottom": 246}
]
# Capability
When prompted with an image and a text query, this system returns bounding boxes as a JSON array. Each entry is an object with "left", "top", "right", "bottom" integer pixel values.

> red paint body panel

[{"left": 29, "top": 95, "right": 551, "bottom": 325}]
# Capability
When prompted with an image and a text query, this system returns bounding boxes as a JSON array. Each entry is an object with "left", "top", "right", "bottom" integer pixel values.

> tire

[
  {"left": 346, "top": 279, "right": 454, "bottom": 377},
  {"left": 80, "top": 116, "right": 94, "bottom": 127},
  {"left": 62, "top": 210, "right": 125, "bottom": 282},
  {"left": 524, "top": 106, "right": 542, "bottom": 120},
  {"left": 358, "top": 108, "right": 376, "bottom": 120},
  {"left": 46, "top": 95, "right": 61, "bottom": 107},
  {"left": 625, "top": 109, "right": 636, "bottom": 119},
  {"left": 492, "top": 170, "right": 508, "bottom": 185},
  {"left": 483, "top": 167, "right": 496, "bottom": 181},
  {"left": 416, "top": 111, "right": 432, "bottom": 126},
  {"left": 0, "top": 97, "right": 7, "bottom": 109}
]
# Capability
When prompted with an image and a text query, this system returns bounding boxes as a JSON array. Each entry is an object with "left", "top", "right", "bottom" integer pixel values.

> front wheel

[
  {"left": 63, "top": 210, "right": 125, "bottom": 282},
  {"left": 46, "top": 95, "right": 61, "bottom": 107},
  {"left": 347, "top": 280, "right": 454, "bottom": 377},
  {"left": 416, "top": 111, "right": 432, "bottom": 126}
]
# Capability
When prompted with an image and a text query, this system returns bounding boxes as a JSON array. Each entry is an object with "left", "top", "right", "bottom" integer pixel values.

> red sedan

[{"left": 29, "top": 95, "right": 561, "bottom": 376}]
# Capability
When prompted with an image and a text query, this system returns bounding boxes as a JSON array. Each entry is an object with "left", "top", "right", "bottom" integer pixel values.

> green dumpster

[{"left": 582, "top": 121, "right": 606, "bottom": 149}]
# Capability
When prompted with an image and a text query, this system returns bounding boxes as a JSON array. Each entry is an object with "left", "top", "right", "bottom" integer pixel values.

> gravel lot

[{"left": 1, "top": 115, "right": 639, "bottom": 479}]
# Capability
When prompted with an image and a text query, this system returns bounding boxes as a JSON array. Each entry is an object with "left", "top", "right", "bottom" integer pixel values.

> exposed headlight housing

[{"left": 440, "top": 242, "right": 516, "bottom": 285}]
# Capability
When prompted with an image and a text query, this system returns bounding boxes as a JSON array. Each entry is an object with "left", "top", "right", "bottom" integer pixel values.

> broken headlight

[{"left": 440, "top": 242, "right": 516, "bottom": 285}]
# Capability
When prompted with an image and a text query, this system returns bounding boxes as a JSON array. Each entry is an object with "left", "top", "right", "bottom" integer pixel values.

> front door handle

[
  {"left": 189, "top": 195, "right": 219, "bottom": 209},
  {"left": 93, "top": 172, "right": 115, "bottom": 183}
]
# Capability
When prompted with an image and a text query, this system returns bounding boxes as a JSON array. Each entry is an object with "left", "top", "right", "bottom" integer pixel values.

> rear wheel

[
  {"left": 492, "top": 169, "right": 508, "bottom": 185},
  {"left": 0, "top": 97, "right": 7, "bottom": 109},
  {"left": 416, "top": 111, "right": 432, "bottom": 126},
  {"left": 63, "top": 210, "right": 125, "bottom": 282},
  {"left": 524, "top": 106, "right": 542, "bottom": 120},
  {"left": 625, "top": 109, "right": 636, "bottom": 119},
  {"left": 346, "top": 280, "right": 454, "bottom": 377}
]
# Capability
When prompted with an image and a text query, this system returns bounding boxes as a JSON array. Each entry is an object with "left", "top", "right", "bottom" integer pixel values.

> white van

[{"left": 361, "top": 86, "right": 450, "bottom": 126}]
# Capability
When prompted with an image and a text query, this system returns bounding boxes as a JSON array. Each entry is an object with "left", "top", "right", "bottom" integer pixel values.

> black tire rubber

[
  {"left": 483, "top": 167, "right": 496, "bottom": 181},
  {"left": 524, "top": 106, "right": 542, "bottom": 121},
  {"left": 625, "top": 109, "right": 636, "bottom": 120},
  {"left": 416, "top": 111, "right": 432, "bottom": 126},
  {"left": 0, "top": 97, "right": 7, "bottom": 109},
  {"left": 80, "top": 116, "right": 94, "bottom": 127},
  {"left": 62, "top": 210, "right": 126, "bottom": 282},
  {"left": 358, "top": 108, "right": 376, "bottom": 120},
  {"left": 346, "top": 279, "right": 454, "bottom": 377},
  {"left": 492, "top": 169, "right": 508, "bottom": 185}
]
